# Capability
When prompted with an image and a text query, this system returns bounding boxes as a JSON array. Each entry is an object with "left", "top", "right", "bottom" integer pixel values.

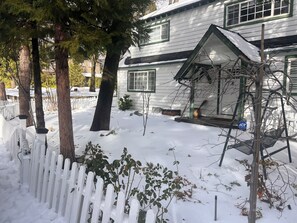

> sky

[{"left": 1, "top": 91, "right": 296, "bottom": 222}]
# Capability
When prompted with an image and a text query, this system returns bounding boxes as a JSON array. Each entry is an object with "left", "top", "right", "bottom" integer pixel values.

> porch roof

[{"left": 174, "top": 24, "right": 260, "bottom": 80}]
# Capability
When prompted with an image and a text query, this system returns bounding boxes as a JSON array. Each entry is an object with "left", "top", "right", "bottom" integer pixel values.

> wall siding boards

[
  {"left": 118, "top": 63, "right": 189, "bottom": 111},
  {"left": 118, "top": 0, "right": 297, "bottom": 112}
]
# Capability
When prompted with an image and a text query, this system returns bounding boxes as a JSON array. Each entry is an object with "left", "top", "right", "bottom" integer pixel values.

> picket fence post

[
  {"left": 58, "top": 158, "right": 70, "bottom": 216},
  {"left": 29, "top": 140, "right": 40, "bottom": 196},
  {"left": 80, "top": 171, "right": 95, "bottom": 223},
  {"left": 102, "top": 184, "right": 115, "bottom": 223},
  {"left": 41, "top": 148, "right": 52, "bottom": 203},
  {"left": 36, "top": 145, "right": 46, "bottom": 201},
  {"left": 64, "top": 162, "right": 78, "bottom": 221},
  {"left": 114, "top": 191, "right": 125, "bottom": 223},
  {"left": 46, "top": 151, "right": 57, "bottom": 208},
  {"left": 128, "top": 199, "right": 140, "bottom": 223},
  {"left": 70, "top": 165, "right": 86, "bottom": 223},
  {"left": 52, "top": 154, "right": 64, "bottom": 212},
  {"left": 90, "top": 177, "right": 104, "bottom": 223}
]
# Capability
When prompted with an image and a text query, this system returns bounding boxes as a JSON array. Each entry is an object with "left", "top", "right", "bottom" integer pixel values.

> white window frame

[
  {"left": 127, "top": 70, "right": 156, "bottom": 92},
  {"left": 225, "top": 0, "right": 290, "bottom": 27},
  {"left": 286, "top": 57, "right": 297, "bottom": 95},
  {"left": 140, "top": 22, "right": 170, "bottom": 45}
]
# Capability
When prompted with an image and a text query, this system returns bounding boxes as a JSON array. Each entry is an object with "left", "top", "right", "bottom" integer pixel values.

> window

[
  {"left": 128, "top": 70, "right": 156, "bottom": 92},
  {"left": 226, "top": 0, "right": 290, "bottom": 27},
  {"left": 140, "top": 22, "right": 170, "bottom": 45},
  {"left": 286, "top": 56, "right": 297, "bottom": 95}
]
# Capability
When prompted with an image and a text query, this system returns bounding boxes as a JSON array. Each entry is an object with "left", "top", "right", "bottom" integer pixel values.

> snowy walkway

[{"left": 0, "top": 140, "right": 65, "bottom": 223}]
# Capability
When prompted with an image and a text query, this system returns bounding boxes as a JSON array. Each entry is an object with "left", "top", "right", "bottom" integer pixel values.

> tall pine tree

[{"left": 90, "top": 0, "right": 154, "bottom": 131}]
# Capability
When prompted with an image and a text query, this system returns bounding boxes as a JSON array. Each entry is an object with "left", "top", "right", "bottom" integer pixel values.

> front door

[{"left": 219, "top": 74, "right": 241, "bottom": 116}]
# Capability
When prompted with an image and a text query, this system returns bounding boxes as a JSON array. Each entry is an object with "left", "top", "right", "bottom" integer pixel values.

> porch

[{"left": 175, "top": 116, "right": 239, "bottom": 129}]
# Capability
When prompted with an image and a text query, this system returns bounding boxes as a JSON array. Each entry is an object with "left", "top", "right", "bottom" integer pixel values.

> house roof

[
  {"left": 142, "top": 0, "right": 215, "bottom": 21},
  {"left": 174, "top": 24, "right": 260, "bottom": 80}
]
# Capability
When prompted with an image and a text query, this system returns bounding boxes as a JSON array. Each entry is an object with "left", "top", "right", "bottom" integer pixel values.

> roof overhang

[{"left": 174, "top": 24, "right": 260, "bottom": 80}]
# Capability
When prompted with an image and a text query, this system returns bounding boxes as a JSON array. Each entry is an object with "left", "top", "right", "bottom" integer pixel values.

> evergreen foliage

[
  {"left": 118, "top": 94, "right": 133, "bottom": 111},
  {"left": 69, "top": 60, "right": 85, "bottom": 87}
]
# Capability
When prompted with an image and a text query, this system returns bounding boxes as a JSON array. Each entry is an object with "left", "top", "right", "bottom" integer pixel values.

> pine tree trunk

[
  {"left": 55, "top": 23, "right": 75, "bottom": 163},
  {"left": 89, "top": 54, "right": 96, "bottom": 92},
  {"left": 19, "top": 45, "right": 33, "bottom": 127},
  {"left": 90, "top": 50, "right": 120, "bottom": 131},
  {"left": 0, "top": 82, "right": 7, "bottom": 101},
  {"left": 32, "top": 36, "right": 45, "bottom": 129}
]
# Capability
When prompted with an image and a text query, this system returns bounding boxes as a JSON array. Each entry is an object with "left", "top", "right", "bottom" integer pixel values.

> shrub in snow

[
  {"left": 80, "top": 142, "right": 196, "bottom": 223},
  {"left": 118, "top": 94, "right": 133, "bottom": 111}
]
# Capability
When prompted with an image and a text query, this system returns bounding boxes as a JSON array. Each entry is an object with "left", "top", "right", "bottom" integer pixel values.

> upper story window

[
  {"left": 140, "top": 22, "right": 170, "bottom": 45},
  {"left": 128, "top": 70, "right": 156, "bottom": 92},
  {"left": 286, "top": 56, "right": 297, "bottom": 95},
  {"left": 226, "top": 0, "right": 291, "bottom": 27}
]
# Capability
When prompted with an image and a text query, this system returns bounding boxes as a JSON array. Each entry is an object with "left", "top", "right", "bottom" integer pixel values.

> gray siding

[
  {"left": 118, "top": 63, "right": 190, "bottom": 112},
  {"left": 118, "top": 0, "right": 297, "bottom": 113},
  {"left": 129, "top": 0, "right": 297, "bottom": 58}
]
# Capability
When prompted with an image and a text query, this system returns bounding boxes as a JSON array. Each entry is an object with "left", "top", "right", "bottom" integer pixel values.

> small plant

[
  {"left": 118, "top": 94, "right": 133, "bottom": 111},
  {"left": 80, "top": 142, "right": 195, "bottom": 223},
  {"left": 236, "top": 159, "right": 293, "bottom": 211}
]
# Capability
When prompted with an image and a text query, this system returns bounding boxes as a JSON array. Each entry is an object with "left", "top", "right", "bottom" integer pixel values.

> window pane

[
  {"left": 148, "top": 71, "right": 156, "bottom": 91},
  {"left": 263, "top": 1, "right": 271, "bottom": 17},
  {"left": 128, "top": 71, "right": 155, "bottom": 92},
  {"left": 226, "top": 0, "right": 289, "bottom": 27},
  {"left": 227, "top": 5, "right": 239, "bottom": 25},
  {"left": 128, "top": 73, "right": 135, "bottom": 90},
  {"left": 140, "top": 22, "right": 169, "bottom": 45},
  {"left": 161, "top": 23, "right": 169, "bottom": 40},
  {"left": 289, "top": 60, "right": 297, "bottom": 93},
  {"left": 150, "top": 26, "right": 161, "bottom": 43}
]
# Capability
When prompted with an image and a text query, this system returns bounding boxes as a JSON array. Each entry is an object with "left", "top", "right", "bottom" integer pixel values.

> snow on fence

[
  {"left": 0, "top": 101, "right": 18, "bottom": 120},
  {"left": 0, "top": 116, "right": 156, "bottom": 223}
]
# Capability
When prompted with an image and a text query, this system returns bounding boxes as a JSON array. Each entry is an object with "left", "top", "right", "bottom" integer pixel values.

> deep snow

[{"left": 1, "top": 101, "right": 297, "bottom": 223}]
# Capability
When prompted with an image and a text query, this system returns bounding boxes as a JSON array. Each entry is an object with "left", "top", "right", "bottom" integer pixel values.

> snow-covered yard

[
  {"left": 1, "top": 104, "right": 297, "bottom": 222},
  {"left": 0, "top": 141, "right": 65, "bottom": 223}
]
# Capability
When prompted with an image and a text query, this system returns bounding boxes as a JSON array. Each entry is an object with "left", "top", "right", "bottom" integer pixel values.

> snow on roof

[
  {"left": 142, "top": 0, "right": 202, "bottom": 20},
  {"left": 217, "top": 27, "right": 261, "bottom": 63}
]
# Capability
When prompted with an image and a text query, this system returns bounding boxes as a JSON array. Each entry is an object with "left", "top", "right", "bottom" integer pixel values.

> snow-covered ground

[
  {"left": 0, "top": 141, "right": 65, "bottom": 223},
  {"left": 1, "top": 102, "right": 297, "bottom": 222}
]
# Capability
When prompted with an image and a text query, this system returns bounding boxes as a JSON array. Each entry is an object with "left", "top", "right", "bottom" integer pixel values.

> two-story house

[{"left": 117, "top": 0, "right": 297, "bottom": 128}]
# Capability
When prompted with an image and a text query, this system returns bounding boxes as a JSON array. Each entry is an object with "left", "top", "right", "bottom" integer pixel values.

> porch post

[{"left": 189, "top": 79, "right": 195, "bottom": 118}]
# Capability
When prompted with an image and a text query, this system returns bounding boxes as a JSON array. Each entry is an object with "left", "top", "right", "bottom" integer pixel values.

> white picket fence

[
  {"left": 0, "top": 117, "right": 156, "bottom": 223},
  {"left": 0, "top": 101, "right": 18, "bottom": 120}
]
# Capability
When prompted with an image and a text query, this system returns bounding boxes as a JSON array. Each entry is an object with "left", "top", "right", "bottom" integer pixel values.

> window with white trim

[
  {"left": 226, "top": 0, "right": 290, "bottom": 27},
  {"left": 286, "top": 57, "right": 297, "bottom": 94},
  {"left": 140, "top": 22, "right": 169, "bottom": 45},
  {"left": 128, "top": 70, "right": 156, "bottom": 92}
]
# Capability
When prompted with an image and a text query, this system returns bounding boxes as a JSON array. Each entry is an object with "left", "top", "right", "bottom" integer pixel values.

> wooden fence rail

[{"left": 1, "top": 116, "right": 156, "bottom": 223}]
